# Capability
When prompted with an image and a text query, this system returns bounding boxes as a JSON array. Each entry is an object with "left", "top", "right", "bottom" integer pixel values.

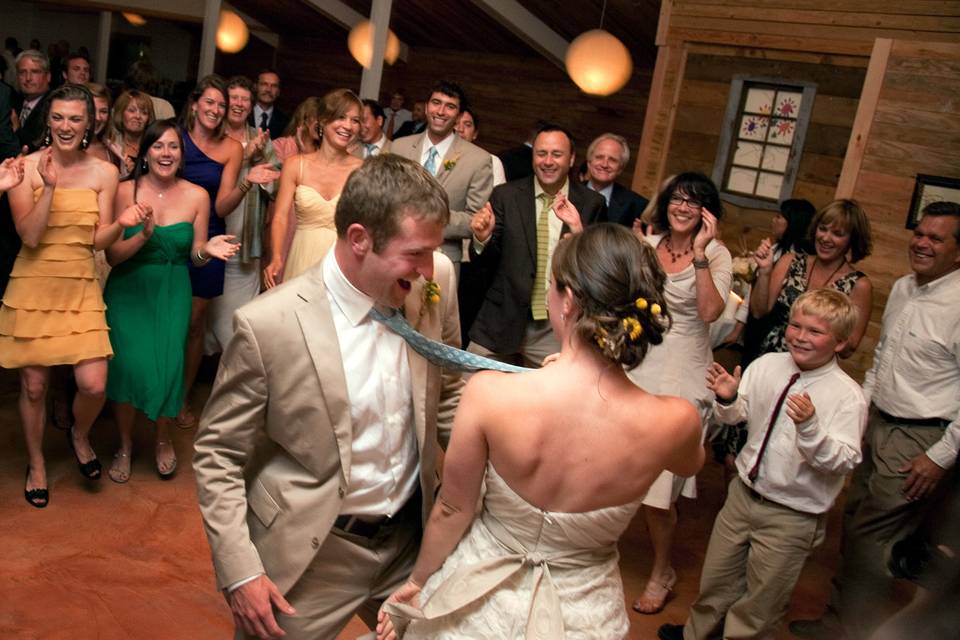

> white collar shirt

[
  {"left": 368, "top": 132, "right": 388, "bottom": 156},
  {"left": 323, "top": 252, "right": 419, "bottom": 517},
  {"left": 714, "top": 352, "right": 868, "bottom": 514},
  {"left": 253, "top": 105, "right": 273, "bottom": 128},
  {"left": 588, "top": 181, "right": 614, "bottom": 206},
  {"left": 419, "top": 131, "right": 455, "bottom": 168},
  {"left": 862, "top": 268, "right": 960, "bottom": 468}
]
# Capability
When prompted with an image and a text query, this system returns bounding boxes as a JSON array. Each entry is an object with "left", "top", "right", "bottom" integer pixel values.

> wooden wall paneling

[
  {"left": 671, "top": 5, "right": 960, "bottom": 33},
  {"left": 671, "top": 0, "right": 960, "bottom": 17},
  {"left": 835, "top": 38, "right": 893, "bottom": 198},
  {"left": 688, "top": 43, "right": 869, "bottom": 68},
  {"left": 633, "top": 45, "right": 688, "bottom": 198},
  {"left": 669, "top": 28, "right": 878, "bottom": 56}
]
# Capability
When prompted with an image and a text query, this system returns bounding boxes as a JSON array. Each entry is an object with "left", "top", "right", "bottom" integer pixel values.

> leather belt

[
  {"left": 878, "top": 409, "right": 949, "bottom": 428},
  {"left": 334, "top": 487, "right": 420, "bottom": 539}
]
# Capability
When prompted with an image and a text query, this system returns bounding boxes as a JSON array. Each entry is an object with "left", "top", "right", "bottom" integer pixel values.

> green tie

[{"left": 531, "top": 193, "right": 554, "bottom": 321}]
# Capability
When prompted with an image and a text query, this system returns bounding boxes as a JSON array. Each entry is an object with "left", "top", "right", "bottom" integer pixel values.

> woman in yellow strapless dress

[
  {"left": 263, "top": 88, "right": 364, "bottom": 287},
  {"left": 0, "top": 84, "right": 150, "bottom": 508}
]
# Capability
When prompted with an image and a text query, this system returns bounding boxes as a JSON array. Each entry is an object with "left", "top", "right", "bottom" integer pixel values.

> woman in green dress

[{"left": 104, "top": 119, "right": 239, "bottom": 482}]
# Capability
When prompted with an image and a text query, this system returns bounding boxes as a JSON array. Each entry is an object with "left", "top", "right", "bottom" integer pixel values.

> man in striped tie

[{"left": 467, "top": 123, "right": 606, "bottom": 368}]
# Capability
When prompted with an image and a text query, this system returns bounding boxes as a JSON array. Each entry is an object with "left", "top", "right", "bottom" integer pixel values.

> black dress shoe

[
  {"left": 658, "top": 623, "right": 685, "bottom": 640},
  {"left": 68, "top": 426, "right": 102, "bottom": 480},
  {"left": 24, "top": 466, "right": 49, "bottom": 508},
  {"left": 788, "top": 618, "right": 843, "bottom": 639}
]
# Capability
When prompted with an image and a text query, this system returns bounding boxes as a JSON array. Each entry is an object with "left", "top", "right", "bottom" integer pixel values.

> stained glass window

[{"left": 715, "top": 79, "right": 815, "bottom": 207}]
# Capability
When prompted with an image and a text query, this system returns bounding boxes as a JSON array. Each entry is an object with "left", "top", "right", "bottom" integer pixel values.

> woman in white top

[{"left": 626, "top": 172, "right": 732, "bottom": 614}]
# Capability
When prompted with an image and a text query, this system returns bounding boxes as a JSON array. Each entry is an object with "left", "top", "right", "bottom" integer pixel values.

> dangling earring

[
  {"left": 80, "top": 130, "right": 91, "bottom": 150},
  {"left": 140, "top": 158, "right": 148, "bottom": 173},
  {"left": 42, "top": 128, "right": 52, "bottom": 147}
]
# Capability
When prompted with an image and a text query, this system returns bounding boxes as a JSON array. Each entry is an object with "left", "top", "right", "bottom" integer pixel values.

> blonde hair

[
  {"left": 107, "top": 89, "right": 155, "bottom": 142},
  {"left": 790, "top": 289, "right": 858, "bottom": 341}
]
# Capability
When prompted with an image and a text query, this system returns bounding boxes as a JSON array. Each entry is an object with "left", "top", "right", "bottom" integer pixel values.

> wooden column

[
  {"left": 358, "top": 0, "right": 392, "bottom": 100},
  {"left": 198, "top": 0, "right": 222, "bottom": 79},
  {"left": 95, "top": 11, "right": 111, "bottom": 83}
]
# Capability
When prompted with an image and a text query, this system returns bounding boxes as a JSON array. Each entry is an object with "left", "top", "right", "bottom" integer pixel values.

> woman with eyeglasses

[{"left": 626, "top": 172, "right": 732, "bottom": 615}]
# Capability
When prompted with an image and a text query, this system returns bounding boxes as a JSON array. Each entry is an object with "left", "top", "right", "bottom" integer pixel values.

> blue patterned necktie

[
  {"left": 369, "top": 307, "right": 530, "bottom": 374},
  {"left": 424, "top": 147, "right": 439, "bottom": 176},
  {"left": 364, "top": 143, "right": 377, "bottom": 158}
]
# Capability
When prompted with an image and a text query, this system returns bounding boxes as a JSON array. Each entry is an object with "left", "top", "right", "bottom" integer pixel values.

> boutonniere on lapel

[
  {"left": 416, "top": 279, "right": 441, "bottom": 329},
  {"left": 442, "top": 155, "right": 460, "bottom": 172}
]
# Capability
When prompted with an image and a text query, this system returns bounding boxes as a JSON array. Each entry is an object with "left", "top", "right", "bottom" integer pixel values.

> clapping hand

[
  {"left": 552, "top": 192, "right": 582, "bottom": 234},
  {"left": 37, "top": 148, "right": 57, "bottom": 187},
  {"left": 376, "top": 579, "right": 422, "bottom": 640},
  {"left": 705, "top": 362, "right": 741, "bottom": 402},
  {"left": 471, "top": 202, "right": 495, "bottom": 243},
  {"left": 631, "top": 217, "right": 648, "bottom": 241},
  {"left": 693, "top": 207, "right": 718, "bottom": 254},
  {"left": 785, "top": 392, "right": 816, "bottom": 424},
  {"left": 245, "top": 130, "right": 270, "bottom": 163},
  {"left": 116, "top": 202, "right": 153, "bottom": 228},
  {"left": 247, "top": 163, "right": 281, "bottom": 185},
  {"left": 753, "top": 237, "right": 775, "bottom": 273},
  {"left": 205, "top": 234, "right": 241, "bottom": 261},
  {"left": 0, "top": 156, "right": 25, "bottom": 192},
  {"left": 141, "top": 209, "right": 156, "bottom": 239}
]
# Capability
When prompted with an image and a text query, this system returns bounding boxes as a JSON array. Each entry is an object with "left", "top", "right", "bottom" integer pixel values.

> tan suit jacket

[
  {"left": 389, "top": 134, "right": 493, "bottom": 262},
  {"left": 193, "top": 252, "right": 463, "bottom": 594}
]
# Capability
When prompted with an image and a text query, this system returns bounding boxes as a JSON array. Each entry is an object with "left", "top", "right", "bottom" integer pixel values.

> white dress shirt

[
  {"left": 253, "top": 104, "right": 274, "bottom": 129},
  {"left": 588, "top": 181, "right": 614, "bottom": 206},
  {"left": 862, "top": 268, "right": 960, "bottom": 468},
  {"left": 714, "top": 352, "right": 868, "bottom": 514},
  {"left": 419, "top": 131, "right": 455, "bottom": 168},
  {"left": 491, "top": 155, "right": 506, "bottom": 187},
  {"left": 323, "top": 252, "right": 420, "bottom": 517}
]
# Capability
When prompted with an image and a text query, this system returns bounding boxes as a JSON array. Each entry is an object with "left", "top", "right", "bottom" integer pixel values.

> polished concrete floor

[{"left": 0, "top": 365, "right": 849, "bottom": 639}]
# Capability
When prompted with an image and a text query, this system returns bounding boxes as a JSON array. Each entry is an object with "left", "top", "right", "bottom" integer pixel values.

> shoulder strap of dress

[{"left": 298, "top": 155, "right": 304, "bottom": 184}]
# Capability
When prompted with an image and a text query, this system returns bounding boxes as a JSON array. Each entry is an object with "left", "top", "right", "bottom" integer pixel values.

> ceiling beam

[
  {"left": 471, "top": 0, "right": 569, "bottom": 70},
  {"left": 300, "top": 0, "right": 409, "bottom": 62}
]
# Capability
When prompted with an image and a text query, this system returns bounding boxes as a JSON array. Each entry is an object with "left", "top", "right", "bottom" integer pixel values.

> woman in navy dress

[{"left": 177, "top": 75, "right": 278, "bottom": 427}]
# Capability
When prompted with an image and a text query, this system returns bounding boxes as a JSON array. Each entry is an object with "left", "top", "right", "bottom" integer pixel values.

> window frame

[{"left": 712, "top": 75, "right": 818, "bottom": 211}]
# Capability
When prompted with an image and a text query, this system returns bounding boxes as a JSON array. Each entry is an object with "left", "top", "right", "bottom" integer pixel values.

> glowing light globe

[
  {"left": 348, "top": 20, "right": 401, "bottom": 68},
  {"left": 216, "top": 10, "right": 249, "bottom": 54},
  {"left": 565, "top": 29, "right": 633, "bottom": 96}
]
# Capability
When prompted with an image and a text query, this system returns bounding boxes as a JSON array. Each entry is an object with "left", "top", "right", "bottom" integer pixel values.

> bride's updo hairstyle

[{"left": 551, "top": 223, "right": 670, "bottom": 369}]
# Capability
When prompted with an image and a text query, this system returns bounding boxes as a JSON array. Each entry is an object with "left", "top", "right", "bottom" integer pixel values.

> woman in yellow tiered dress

[{"left": 0, "top": 84, "right": 148, "bottom": 508}]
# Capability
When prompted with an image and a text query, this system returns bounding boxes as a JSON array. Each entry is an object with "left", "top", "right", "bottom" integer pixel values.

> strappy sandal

[
  {"left": 24, "top": 466, "right": 49, "bottom": 509},
  {"left": 175, "top": 405, "right": 197, "bottom": 430},
  {"left": 156, "top": 440, "right": 178, "bottom": 479},
  {"left": 108, "top": 451, "right": 132, "bottom": 484},
  {"left": 632, "top": 568, "right": 677, "bottom": 614}
]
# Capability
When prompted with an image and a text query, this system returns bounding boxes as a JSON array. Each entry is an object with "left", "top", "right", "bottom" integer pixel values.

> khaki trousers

[
  {"left": 684, "top": 477, "right": 826, "bottom": 640},
  {"left": 822, "top": 409, "right": 951, "bottom": 639},
  {"left": 238, "top": 510, "right": 420, "bottom": 640}
]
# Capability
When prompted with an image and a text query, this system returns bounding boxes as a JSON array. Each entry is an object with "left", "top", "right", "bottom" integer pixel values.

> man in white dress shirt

[
  {"left": 791, "top": 201, "right": 960, "bottom": 640},
  {"left": 193, "top": 154, "right": 463, "bottom": 639}
]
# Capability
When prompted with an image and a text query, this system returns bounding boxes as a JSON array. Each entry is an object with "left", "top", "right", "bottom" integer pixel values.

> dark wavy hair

[
  {"left": 131, "top": 119, "right": 184, "bottom": 199},
  {"left": 652, "top": 172, "right": 723, "bottom": 233},
  {"left": 777, "top": 198, "right": 816, "bottom": 254},
  {"left": 38, "top": 83, "right": 96, "bottom": 150},
  {"left": 552, "top": 223, "right": 671, "bottom": 370}
]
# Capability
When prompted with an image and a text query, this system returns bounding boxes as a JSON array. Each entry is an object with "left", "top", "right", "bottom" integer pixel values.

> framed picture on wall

[{"left": 907, "top": 174, "right": 960, "bottom": 229}]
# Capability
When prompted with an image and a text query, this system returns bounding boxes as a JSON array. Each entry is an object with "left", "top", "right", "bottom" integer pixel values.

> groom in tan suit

[
  {"left": 193, "top": 154, "right": 464, "bottom": 639},
  {"left": 390, "top": 80, "right": 493, "bottom": 267}
]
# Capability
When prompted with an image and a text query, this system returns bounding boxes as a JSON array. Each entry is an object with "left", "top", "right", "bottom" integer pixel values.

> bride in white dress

[{"left": 377, "top": 224, "right": 705, "bottom": 640}]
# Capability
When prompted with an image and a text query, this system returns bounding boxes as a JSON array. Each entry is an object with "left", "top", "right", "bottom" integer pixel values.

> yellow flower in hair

[
  {"left": 622, "top": 317, "right": 642, "bottom": 341},
  {"left": 650, "top": 303, "right": 662, "bottom": 316},
  {"left": 635, "top": 297, "right": 648, "bottom": 311},
  {"left": 594, "top": 326, "right": 608, "bottom": 349}
]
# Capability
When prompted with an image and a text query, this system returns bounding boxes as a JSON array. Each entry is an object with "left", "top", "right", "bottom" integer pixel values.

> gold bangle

[{"left": 238, "top": 179, "right": 252, "bottom": 194}]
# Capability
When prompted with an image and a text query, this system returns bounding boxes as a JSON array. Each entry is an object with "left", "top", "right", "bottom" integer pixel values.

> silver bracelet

[{"left": 692, "top": 257, "right": 709, "bottom": 270}]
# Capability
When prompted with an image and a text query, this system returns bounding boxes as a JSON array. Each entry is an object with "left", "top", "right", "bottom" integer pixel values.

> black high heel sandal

[
  {"left": 68, "top": 426, "right": 102, "bottom": 480},
  {"left": 24, "top": 466, "right": 49, "bottom": 509}
]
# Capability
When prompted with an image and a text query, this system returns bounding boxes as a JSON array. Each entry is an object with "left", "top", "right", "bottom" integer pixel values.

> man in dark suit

[
  {"left": 249, "top": 69, "right": 288, "bottom": 139},
  {"left": 392, "top": 100, "right": 425, "bottom": 139},
  {"left": 586, "top": 133, "right": 649, "bottom": 229},
  {"left": 468, "top": 124, "right": 606, "bottom": 367},
  {"left": 14, "top": 49, "right": 51, "bottom": 153}
]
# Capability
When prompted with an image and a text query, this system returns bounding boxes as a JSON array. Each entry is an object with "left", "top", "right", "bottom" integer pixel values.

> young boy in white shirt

[{"left": 658, "top": 288, "right": 868, "bottom": 640}]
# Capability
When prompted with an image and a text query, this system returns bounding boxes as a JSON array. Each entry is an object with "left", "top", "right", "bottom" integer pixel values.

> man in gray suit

[
  {"left": 390, "top": 80, "right": 493, "bottom": 268},
  {"left": 193, "top": 155, "right": 463, "bottom": 639}
]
